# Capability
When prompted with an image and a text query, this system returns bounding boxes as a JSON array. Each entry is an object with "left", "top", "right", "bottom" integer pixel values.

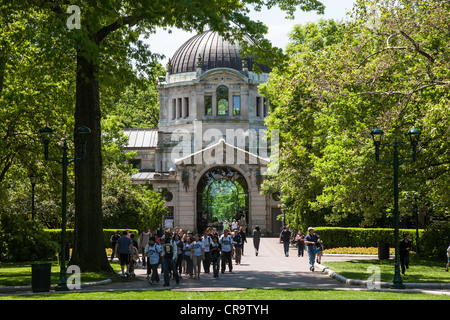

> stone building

[{"left": 124, "top": 29, "right": 282, "bottom": 234}]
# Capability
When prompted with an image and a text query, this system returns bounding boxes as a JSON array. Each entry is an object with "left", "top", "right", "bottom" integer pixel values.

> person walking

[
  {"left": 138, "top": 227, "right": 150, "bottom": 268},
  {"left": 400, "top": 233, "right": 412, "bottom": 275},
  {"left": 220, "top": 229, "right": 233, "bottom": 273},
  {"left": 183, "top": 236, "right": 194, "bottom": 279},
  {"left": 161, "top": 232, "right": 180, "bottom": 286},
  {"left": 279, "top": 226, "right": 292, "bottom": 257},
  {"left": 232, "top": 219, "right": 239, "bottom": 231},
  {"left": 296, "top": 231, "right": 305, "bottom": 257},
  {"left": 109, "top": 231, "right": 120, "bottom": 261},
  {"left": 192, "top": 234, "right": 205, "bottom": 279},
  {"left": 145, "top": 236, "right": 161, "bottom": 284},
  {"left": 174, "top": 233, "right": 184, "bottom": 278},
  {"left": 315, "top": 236, "right": 323, "bottom": 264},
  {"left": 304, "top": 227, "right": 319, "bottom": 271},
  {"left": 253, "top": 225, "right": 261, "bottom": 256},
  {"left": 239, "top": 226, "right": 247, "bottom": 255},
  {"left": 211, "top": 236, "right": 221, "bottom": 278},
  {"left": 202, "top": 230, "right": 212, "bottom": 273},
  {"left": 117, "top": 230, "right": 133, "bottom": 277},
  {"left": 233, "top": 229, "right": 243, "bottom": 265}
]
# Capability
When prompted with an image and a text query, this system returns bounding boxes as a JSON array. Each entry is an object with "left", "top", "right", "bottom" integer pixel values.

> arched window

[{"left": 216, "top": 85, "right": 229, "bottom": 115}]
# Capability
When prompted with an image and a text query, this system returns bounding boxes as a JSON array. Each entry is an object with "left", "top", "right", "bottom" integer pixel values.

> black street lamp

[
  {"left": 29, "top": 173, "right": 38, "bottom": 220},
  {"left": 370, "top": 127, "right": 421, "bottom": 289},
  {"left": 39, "top": 126, "right": 91, "bottom": 291}
]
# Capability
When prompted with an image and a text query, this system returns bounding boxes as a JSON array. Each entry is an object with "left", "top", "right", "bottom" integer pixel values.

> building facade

[{"left": 124, "top": 30, "right": 282, "bottom": 234}]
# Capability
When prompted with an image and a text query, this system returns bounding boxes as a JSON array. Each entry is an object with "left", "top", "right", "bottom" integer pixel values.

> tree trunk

[{"left": 70, "top": 52, "right": 113, "bottom": 273}]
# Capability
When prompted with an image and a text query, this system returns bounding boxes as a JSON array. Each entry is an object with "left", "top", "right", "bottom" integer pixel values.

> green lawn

[
  {"left": 322, "top": 255, "right": 450, "bottom": 284},
  {"left": 1, "top": 288, "right": 449, "bottom": 300},
  {"left": 0, "top": 261, "right": 122, "bottom": 287}
]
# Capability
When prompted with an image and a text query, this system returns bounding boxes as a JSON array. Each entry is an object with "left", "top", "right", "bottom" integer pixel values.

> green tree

[
  {"left": 32, "top": 0, "right": 325, "bottom": 272},
  {"left": 3, "top": 0, "right": 325, "bottom": 272},
  {"left": 261, "top": 0, "right": 450, "bottom": 230}
]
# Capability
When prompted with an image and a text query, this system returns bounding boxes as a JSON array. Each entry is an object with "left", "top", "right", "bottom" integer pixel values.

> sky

[{"left": 145, "top": 0, "right": 357, "bottom": 67}]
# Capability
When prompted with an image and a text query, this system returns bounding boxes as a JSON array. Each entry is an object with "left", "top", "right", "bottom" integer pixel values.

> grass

[
  {"left": 322, "top": 255, "right": 450, "bottom": 284},
  {"left": 0, "top": 261, "right": 122, "bottom": 287},
  {"left": 1, "top": 249, "right": 449, "bottom": 301},
  {"left": 1, "top": 288, "right": 449, "bottom": 300}
]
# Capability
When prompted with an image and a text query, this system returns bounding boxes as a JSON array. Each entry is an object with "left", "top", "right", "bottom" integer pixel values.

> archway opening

[{"left": 196, "top": 167, "right": 248, "bottom": 234}]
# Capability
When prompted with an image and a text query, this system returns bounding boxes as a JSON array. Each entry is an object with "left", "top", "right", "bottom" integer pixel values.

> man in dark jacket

[
  {"left": 400, "top": 233, "right": 412, "bottom": 275},
  {"left": 279, "top": 226, "right": 292, "bottom": 257}
]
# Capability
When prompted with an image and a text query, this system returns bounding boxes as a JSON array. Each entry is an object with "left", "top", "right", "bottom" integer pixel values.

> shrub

[
  {"left": 420, "top": 221, "right": 450, "bottom": 260},
  {"left": 44, "top": 228, "right": 138, "bottom": 249},
  {"left": 0, "top": 212, "right": 58, "bottom": 262},
  {"left": 311, "top": 227, "right": 424, "bottom": 249}
]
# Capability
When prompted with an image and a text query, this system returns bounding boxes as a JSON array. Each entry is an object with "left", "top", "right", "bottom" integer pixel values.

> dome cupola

[{"left": 168, "top": 30, "right": 271, "bottom": 75}]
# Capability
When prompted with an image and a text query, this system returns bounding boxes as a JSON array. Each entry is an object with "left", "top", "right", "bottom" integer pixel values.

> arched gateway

[{"left": 196, "top": 167, "right": 249, "bottom": 233}]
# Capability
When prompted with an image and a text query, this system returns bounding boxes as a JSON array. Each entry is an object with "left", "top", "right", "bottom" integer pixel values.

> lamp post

[
  {"left": 370, "top": 127, "right": 421, "bottom": 289},
  {"left": 29, "top": 173, "right": 38, "bottom": 220},
  {"left": 39, "top": 126, "right": 91, "bottom": 291}
]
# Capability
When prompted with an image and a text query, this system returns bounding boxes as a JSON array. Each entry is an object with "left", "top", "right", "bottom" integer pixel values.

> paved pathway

[{"left": 80, "top": 237, "right": 378, "bottom": 292}]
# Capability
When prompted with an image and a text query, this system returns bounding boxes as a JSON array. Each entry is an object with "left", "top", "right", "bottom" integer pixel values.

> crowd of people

[{"left": 109, "top": 222, "right": 251, "bottom": 286}]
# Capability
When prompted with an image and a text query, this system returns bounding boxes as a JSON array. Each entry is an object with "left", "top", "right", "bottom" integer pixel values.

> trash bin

[
  {"left": 377, "top": 241, "right": 390, "bottom": 260},
  {"left": 31, "top": 263, "right": 52, "bottom": 292}
]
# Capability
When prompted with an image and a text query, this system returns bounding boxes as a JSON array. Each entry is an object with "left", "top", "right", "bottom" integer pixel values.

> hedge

[
  {"left": 312, "top": 227, "right": 425, "bottom": 249},
  {"left": 44, "top": 229, "right": 139, "bottom": 249}
]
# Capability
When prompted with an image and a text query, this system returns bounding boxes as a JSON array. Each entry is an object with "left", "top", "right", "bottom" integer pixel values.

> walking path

[{"left": 1, "top": 237, "right": 449, "bottom": 296}]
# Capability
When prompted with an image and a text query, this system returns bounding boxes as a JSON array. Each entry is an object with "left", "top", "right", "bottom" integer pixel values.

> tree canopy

[
  {"left": 1, "top": 0, "right": 326, "bottom": 271},
  {"left": 260, "top": 0, "right": 450, "bottom": 231}
]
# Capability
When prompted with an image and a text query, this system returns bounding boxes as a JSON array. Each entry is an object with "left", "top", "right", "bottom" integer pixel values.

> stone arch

[{"left": 195, "top": 165, "right": 249, "bottom": 234}]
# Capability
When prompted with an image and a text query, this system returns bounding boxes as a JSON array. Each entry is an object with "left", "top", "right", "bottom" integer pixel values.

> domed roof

[{"left": 169, "top": 30, "right": 271, "bottom": 75}]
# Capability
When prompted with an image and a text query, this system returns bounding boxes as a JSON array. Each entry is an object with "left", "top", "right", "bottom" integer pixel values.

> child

[
  {"left": 210, "top": 236, "right": 221, "bottom": 278},
  {"left": 145, "top": 236, "right": 161, "bottom": 285},
  {"left": 315, "top": 236, "right": 323, "bottom": 264},
  {"left": 129, "top": 242, "right": 140, "bottom": 277}
]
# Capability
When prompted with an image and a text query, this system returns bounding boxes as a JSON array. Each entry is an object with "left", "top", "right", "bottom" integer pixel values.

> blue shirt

[
  {"left": 305, "top": 233, "right": 319, "bottom": 247},
  {"left": 183, "top": 242, "right": 193, "bottom": 256},
  {"left": 193, "top": 241, "right": 205, "bottom": 256},
  {"left": 117, "top": 236, "right": 132, "bottom": 254},
  {"left": 202, "top": 236, "right": 212, "bottom": 252},
  {"left": 220, "top": 235, "right": 233, "bottom": 252},
  {"left": 145, "top": 243, "right": 161, "bottom": 265}
]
